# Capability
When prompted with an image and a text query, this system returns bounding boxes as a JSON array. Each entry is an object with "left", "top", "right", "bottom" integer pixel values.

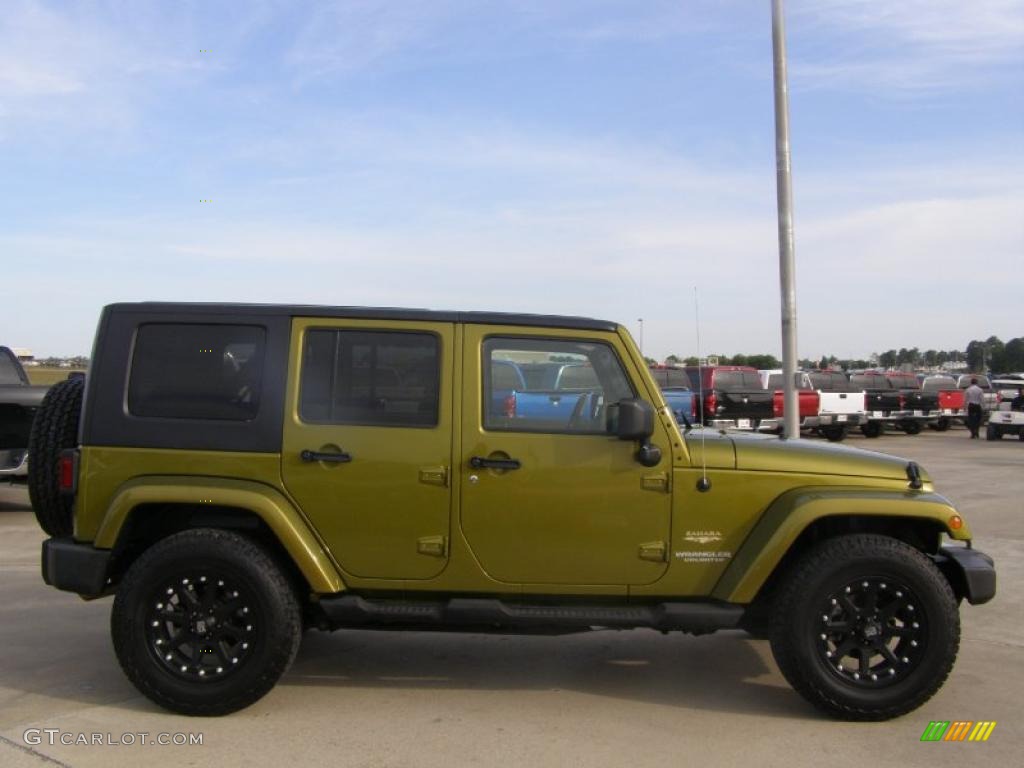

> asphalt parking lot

[{"left": 1, "top": 428, "right": 1020, "bottom": 768}]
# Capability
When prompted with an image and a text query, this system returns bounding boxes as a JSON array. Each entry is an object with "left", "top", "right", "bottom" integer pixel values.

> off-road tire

[
  {"left": 112, "top": 529, "right": 302, "bottom": 716},
  {"left": 860, "top": 422, "right": 882, "bottom": 439},
  {"left": 27, "top": 376, "right": 84, "bottom": 536},
  {"left": 770, "top": 534, "right": 959, "bottom": 721},
  {"left": 985, "top": 424, "right": 1000, "bottom": 441}
]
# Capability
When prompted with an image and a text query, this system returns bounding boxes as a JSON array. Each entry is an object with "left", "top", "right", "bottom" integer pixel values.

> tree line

[{"left": 650, "top": 335, "right": 1023, "bottom": 373}]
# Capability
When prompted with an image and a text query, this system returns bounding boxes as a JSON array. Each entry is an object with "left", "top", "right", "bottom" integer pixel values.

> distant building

[{"left": 11, "top": 348, "right": 35, "bottom": 365}]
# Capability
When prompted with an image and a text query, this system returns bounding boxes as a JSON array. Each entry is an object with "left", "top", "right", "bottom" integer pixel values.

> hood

[
  {"left": 734, "top": 432, "right": 921, "bottom": 482},
  {"left": 693, "top": 430, "right": 924, "bottom": 483}
]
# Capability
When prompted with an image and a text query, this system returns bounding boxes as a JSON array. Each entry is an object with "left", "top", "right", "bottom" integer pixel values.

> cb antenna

[{"left": 694, "top": 287, "right": 710, "bottom": 492}]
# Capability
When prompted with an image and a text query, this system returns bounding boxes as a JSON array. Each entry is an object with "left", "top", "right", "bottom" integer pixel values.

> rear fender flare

[{"left": 94, "top": 475, "right": 344, "bottom": 594}]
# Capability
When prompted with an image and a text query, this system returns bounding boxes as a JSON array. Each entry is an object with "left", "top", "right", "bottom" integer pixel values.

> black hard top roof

[{"left": 104, "top": 302, "right": 619, "bottom": 333}]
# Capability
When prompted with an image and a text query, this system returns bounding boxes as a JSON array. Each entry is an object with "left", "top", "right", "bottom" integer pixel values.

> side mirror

[{"left": 608, "top": 398, "right": 655, "bottom": 441}]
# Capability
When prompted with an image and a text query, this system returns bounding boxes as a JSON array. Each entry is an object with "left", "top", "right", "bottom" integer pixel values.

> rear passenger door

[{"left": 281, "top": 319, "right": 454, "bottom": 580}]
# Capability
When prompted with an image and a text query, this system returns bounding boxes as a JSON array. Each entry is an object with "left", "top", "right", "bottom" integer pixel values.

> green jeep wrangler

[{"left": 32, "top": 303, "right": 995, "bottom": 719}]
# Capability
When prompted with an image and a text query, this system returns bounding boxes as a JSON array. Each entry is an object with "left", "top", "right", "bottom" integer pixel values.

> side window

[
  {"left": 128, "top": 324, "right": 266, "bottom": 420},
  {"left": 483, "top": 337, "right": 634, "bottom": 434},
  {"left": 299, "top": 330, "right": 439, "bottom": 427}
]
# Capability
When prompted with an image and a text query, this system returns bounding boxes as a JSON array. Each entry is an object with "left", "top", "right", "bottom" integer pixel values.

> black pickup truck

[
  {"left": 890, "top": 372, "right": 940, "bottom": 429},
  {"left": 849, "top": 371, "right": 936, "bottom": 437},
  {"left": 0, "top": 347, "right": 50, "bottom": 478},
  {"left": 684, "top": 365, "right": 774, "bottom": 430}
]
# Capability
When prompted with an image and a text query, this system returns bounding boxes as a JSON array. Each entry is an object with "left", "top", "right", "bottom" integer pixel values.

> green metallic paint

[
  {"left": 92, "top": 474, "right": 343, "bottom": 593},
  {"left": 74, "top": 448, "right": 287, "bottom": 541},
  {"left": 457, "top": 324, "right": 673, "bottom": 586},
  {"left": 281, "top": 318, "right": 456, "bottom": 581},
  {"left": 711, "top": 486, "right": 969, "bottom": 604},
  {"left": 731, "top": 433, "right": 923, "bottom": 480}
]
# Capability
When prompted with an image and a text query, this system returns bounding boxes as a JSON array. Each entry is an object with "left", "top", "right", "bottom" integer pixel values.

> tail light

[
  {"left": 503, "top": 394, "right": 517, "bottom": 419},
  {"left": 899, "top": 394, "right": 906, "bottom": 409},
  {"left": 691, "top": 397, "right": 697, "bottom": 421},
  {"left": 58, "top": 449, "right": 78, "bottom": 495},
  {"left": 705, "top": 392, "right": 718, "bottom": 417},
  {"left": 773, "top": 393, "right": 783, "bottom": 417}
]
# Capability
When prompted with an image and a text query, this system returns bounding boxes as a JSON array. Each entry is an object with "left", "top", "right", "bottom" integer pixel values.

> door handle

[
  {"left": 469, "top": 456, "right": 521, "bottom": 470},
  {"left": 301, "top": 449, "right": 352, "bottom": 463}
]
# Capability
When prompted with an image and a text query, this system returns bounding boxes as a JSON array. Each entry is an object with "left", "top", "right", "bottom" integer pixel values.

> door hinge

[
  {"left": 418, "top": 466, "right": 449, "bottom": 487},
  {"left": 638, "top": 541, "right": 667, "bottom": 563},
  {"left": 641, "top": 473, "right": 669, "bottom": 493},
  {"left": 417, "top": 535, "right": 448, "bottom": 557}
]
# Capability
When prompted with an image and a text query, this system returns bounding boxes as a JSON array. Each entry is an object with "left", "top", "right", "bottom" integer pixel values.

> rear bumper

[
  {"left": 934, "top": 546, "right": 996, "bottom": 606},
  {"left": 817, "top": 413, "right": 866, "bottom": 426},
  {"left": 41, "top": 537, "right": 112, "bottom": 597},
  {"left": 0, "top": 449, "right": 28, "bottom": 477}
]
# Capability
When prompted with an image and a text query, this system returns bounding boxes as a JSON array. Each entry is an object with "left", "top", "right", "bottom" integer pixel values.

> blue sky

[{"left": 2, "top": 0, "right": 1022, "bottom": 360}]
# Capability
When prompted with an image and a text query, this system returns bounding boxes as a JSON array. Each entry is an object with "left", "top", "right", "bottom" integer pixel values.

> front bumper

[
  {"left": 934, "top": 546, "right": 996, "bottom": 605},
  {"left": 41, "top": 537, "right": 112, "bottom": 597}
]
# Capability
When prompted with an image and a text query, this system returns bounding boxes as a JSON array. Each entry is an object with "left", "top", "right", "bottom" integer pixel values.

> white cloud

[{"left": 790, "top": 0, "right": 1024, "bottom": 93}]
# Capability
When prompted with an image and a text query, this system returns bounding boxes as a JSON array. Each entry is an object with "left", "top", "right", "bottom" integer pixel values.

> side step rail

[{"left": 318, "top": 595, "right": 744, "bottom": 635}]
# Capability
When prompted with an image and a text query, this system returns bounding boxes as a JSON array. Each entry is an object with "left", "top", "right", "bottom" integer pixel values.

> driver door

[{"left": 459, "top": 327, "right": 672, "bottom": 586}]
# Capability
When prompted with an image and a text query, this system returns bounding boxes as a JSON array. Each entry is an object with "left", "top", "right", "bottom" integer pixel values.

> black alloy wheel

[
  {"left": 815, "top": 578, "right": 927, "bottom": 688},
  {"left": 112, "top": 528, "right": 302, "bottom": 716},
  {"left": 770, "top": 534, "right": 959, "bottom": 720}
]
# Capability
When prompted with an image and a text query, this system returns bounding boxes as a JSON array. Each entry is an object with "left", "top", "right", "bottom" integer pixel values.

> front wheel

[
  {"left": 900, "top": 420, "right": 922, "bottom": 435},
  {"left": 986, "top": 424, "right": 1001, "bottom": 441},
  {"left": 770, "top": 534, "right": 959, "bottom": 720},
  {"left": 112, "top": 529, "right": 302, "bottom": 716}
]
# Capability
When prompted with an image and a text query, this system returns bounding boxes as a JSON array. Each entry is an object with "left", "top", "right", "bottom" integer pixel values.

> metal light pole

[
  {"left": 637, "top": 318, "right": 645, "bottom": 356},
  {"left": 772, "top": 0, "right": 800, "bottom": 439}
]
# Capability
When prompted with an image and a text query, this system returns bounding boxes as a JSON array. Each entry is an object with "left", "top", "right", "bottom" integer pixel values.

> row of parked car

[{"left": 649, "top": 365, "right": 1024, "bottom": 442}]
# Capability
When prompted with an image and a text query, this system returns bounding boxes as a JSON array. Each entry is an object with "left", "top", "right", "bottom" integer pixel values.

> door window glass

[
  {"left": 483, "top": 337, "right": 633, "bottom": 433},
  {"left": 300, "top": 330, "right": 439, "bottom": 427}
]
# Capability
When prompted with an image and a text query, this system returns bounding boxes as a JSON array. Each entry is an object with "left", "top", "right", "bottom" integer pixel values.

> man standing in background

[{"left": 964, "top": 377, "right": 985, "bottom": 439}]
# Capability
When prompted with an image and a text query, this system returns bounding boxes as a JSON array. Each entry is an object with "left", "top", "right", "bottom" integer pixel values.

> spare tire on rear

[{"left": 28, "top": 376, "right": 84, "bottom": 537}]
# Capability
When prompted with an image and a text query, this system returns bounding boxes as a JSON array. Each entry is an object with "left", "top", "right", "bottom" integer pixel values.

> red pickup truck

[
  {"left": 921, "top": 375, "right": 964, "bottom": 431},
  {"left": 759, "top": 371, "right": 820, "bottom": 433}
]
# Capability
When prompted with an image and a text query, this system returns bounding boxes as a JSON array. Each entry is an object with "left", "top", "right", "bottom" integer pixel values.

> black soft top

[{"left": 104, "top": 303, "right": 618, "bottom": 333}]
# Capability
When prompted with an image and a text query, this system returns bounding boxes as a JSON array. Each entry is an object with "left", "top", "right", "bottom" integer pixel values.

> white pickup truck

[{"left": 758, "top": 370, "right": 866, "bottom": 441}]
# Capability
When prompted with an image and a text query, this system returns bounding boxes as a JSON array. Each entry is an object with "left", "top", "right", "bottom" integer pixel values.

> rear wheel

[
  {"left": 112, "top": 529, "right": 302, "bottom": 716},
  {"left": 822, "top": 426, "right": 846, "bottom": 442},
  {"left": 860, "top": 422, "right": 882, "bottom": 438},
  {"left": 770, "top": 534, "right": 959, "bottom": 720},
  {"left": 931, "top": 418, "right": 950, "bottom": 432},
  {"left": 27, "top": 377, "right": 84, "bottom": 536},
  {"left": 986, "top": 424, "right": 1001, "bottom": 441},
  {"left": 900, "top": 420, "right": 922, "bottom": 435}
]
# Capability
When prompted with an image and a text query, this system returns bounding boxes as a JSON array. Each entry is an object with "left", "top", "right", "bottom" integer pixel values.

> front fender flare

[
  {"left": 711, "top": 486, "right": 970, "bottom": 604},
  {"left": 94, "top": 475, "right": 344, "bottom": 594}
]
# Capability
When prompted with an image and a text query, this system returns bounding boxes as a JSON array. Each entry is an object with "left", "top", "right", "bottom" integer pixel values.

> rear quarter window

[{"left": 127, "top": 324, "right": 266, "bottom": 420}]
